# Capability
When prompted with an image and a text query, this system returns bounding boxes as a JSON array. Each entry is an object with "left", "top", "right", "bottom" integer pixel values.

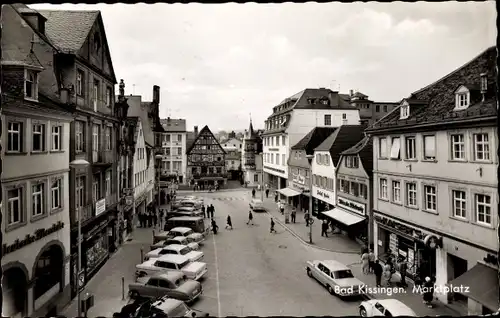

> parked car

[
  {"left": 128, "top": 272, "right": 202, "bottom": 303},
  {"left": 113, "top": 298, "right": 150, "bottom": 318},
  {"left": 154, "top": 227, "right": 205, "bottom": 245},
  {"left": 249, "top": 199, "right": 265, "bottom": 211},
  {"left": 136, "top": 254, "right": 207, "bottom": 281},
  {"left": 150, "top": 236, "right": 199, "bottom": 251},
  {"left": 305, "top": 260, "right": 364, "bottom": 297},
  {"left": 178, "top": 199, "right": 202, "bottom": 209},
  {"left": 164, "top": 216, "right": 209, "bottom": 235},
  {"left": 359, "top": 299, "right": 417, "bottom": 317},
  {"left": 144, "top": 244, "right": 204, "bottom": 262},
  {"left": 133, "top": 296, "right": 209, "bottom": 318},
  {"left": 170, "top": 206, "right": 204, "bottom": 218}
]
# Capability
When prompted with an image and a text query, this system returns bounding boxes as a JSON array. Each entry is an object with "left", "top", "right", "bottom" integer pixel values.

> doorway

[{"left": 448, "top": 254, "right": 468, "bottom": 302}]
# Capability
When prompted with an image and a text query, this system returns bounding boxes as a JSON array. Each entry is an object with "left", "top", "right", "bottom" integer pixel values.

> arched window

[{"left": 34, "top": 245, "right": 63, "bottom": 300}]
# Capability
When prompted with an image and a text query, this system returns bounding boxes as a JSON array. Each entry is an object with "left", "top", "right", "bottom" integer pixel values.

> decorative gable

[
  {"left": 454, "top": 85, "right": 470, "bottom": 110},
  {"left": 399, "top": 100, "right": 410, "bottom": 119}
]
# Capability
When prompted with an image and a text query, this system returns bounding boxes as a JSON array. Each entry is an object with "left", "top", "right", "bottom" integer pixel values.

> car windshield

[
  {"left": 335, "top": 269, "right": 354, "bottom": 279},
  {"left": 169, "top": 303, "right": 190, "bottom": 317},
  {"left": 167, "top": 232, "right": 178, "bottom": 238},
  {"left": 179, "top": 247, "right": 191, "bottom": 255},
  {"left": 181, "top": 202, "right": 195, "bottom": 207},
  {"left": 179, "top": 260, "right": 190, "bottom": 269}
]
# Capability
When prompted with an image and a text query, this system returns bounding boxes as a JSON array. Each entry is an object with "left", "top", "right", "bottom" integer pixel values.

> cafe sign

[
  {"left": 337, "top": 197, "right": 365, "bottom": 216},
  {"left": 316, "top": 190, "right": 330, "bottom": 199},
  {"left": 3, "top": 221, "right": 65, "bottom": 255}
]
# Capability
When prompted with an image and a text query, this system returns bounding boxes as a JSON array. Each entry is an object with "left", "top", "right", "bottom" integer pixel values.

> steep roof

[
  {"left": 314, "top": 125, "right": 367, "bottom": 166},
  {"left": 341, "top": 135, "right": 373, "bottom": 176},
  {"left": 366, "top": 46, "right": 497, "bottom": 133},
  {"left": 186, "top": 125, "right": 226, "bottom": 155},
  {"left": 291, "top": 127, "right": 337, "bottom": 154},
  {"left": 161, "top": 118, "right": 186, "bottom": 132},
  {"left": 185, "top": 131, "right": 196, "bottom": 151}
]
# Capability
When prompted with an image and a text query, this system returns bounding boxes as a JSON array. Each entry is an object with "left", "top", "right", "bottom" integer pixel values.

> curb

[{"left": 265, "top": 210, "right": 360, "bottom": 255}]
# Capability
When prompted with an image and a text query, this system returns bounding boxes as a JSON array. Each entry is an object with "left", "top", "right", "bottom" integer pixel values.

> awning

[
  {"left": 449, "top": 263, "right": 498, "bottom": 311},
  {"left": 277, "top": 187, "right": 301, "bottom": 197},
  {"left": 321, "top": 208, "right": 365, "bottom": 226}
]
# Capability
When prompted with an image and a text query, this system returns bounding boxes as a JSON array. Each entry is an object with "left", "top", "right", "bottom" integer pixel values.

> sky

[{"left": 30, "top": 2, "right": 496, "bottom": 132}]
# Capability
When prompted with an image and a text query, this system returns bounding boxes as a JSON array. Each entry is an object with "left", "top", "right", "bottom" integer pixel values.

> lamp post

[
  {"left": 69, "top": 159, "right": 90, "bottom": 318},
  {"left": 306, "top": 155, "right": 314, "bottom": 244},
  {"left": 259, "top": 152, "right": 264, "bottom": 202},
  {"left": 155, "top": 154, "right": 163, "bottom": 213}
]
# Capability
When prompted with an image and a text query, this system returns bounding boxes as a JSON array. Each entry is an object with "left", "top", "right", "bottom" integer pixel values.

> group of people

[
  {"left": 201, "top": 204, "right": 216, "bottom": 219},
  {"left": 192, "top": 182, "right": 221, "bottom": 192},
  {"left": 138, "top": 208, "right": 158, "bottom": 228},
  {"left": 251, "top": 184, "right": 271, "bottom": 199}
]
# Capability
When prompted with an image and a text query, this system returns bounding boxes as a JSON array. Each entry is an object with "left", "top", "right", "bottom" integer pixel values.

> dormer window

[
  {"left": 454, "top": 85, "right": 470, "bottom": 110},
  {"left": 24, "top": 69, "right": 39, "bottom": 101},
  {"left": 480, "top": 73, "right": 488, "bottom": 92},
  {"left": 399, "top": 100, "right": 410, "bottom": 119}
]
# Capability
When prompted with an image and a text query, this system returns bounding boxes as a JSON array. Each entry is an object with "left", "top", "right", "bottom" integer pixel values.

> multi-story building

[
  {"left": 282, "top": 127, "right": 336, "bottom": 211},
  {"left": 262, "top": 88, "right": 361, "bottom": 194},
  {"left": 348, "top": 90, "right": 399, "bottom": 127},
  {"left": 311, "top": 125, "right": 366, "bottom": 217},
  {"left": 330, "top": 136, "right": 373, "bottom": 247},
  {"left": 365, "top": 46, "right": 497, "bottom": 315},
  {"left": 224, "top": 147, "right": 241, "bottom": 180},
  {"left": 241, "top": 120, "right": 263, "bottom": 187},
  {"left": 186, "top": 126, "right": 227, "bottom": 188},
  {"left": 221, "top": 137, "right": 242, "bottom": 151},
  {"left": 158, "top": 118, "right": 187, "bottom": 184}
]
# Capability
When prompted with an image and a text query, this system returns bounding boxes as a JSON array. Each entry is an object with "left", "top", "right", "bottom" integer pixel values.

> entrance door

[{"left": 448, "top": 254, "right": 468, "bottom": 302}]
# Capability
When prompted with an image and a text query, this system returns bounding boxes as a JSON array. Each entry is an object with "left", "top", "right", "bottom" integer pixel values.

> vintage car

[
  {"left": 305, "top": 260, "right": 364, "bottom": 297},
  {"left": 132, "top": 296, "right": 209, "bottom": 318},
  {"left": 150, "top": 236, "right": 199, "bottom": 251},
  {"left": 135, "top": 254, "right": 207, "bottom": 281},
  {"left": 249, "top": 199, "right": 265, "bottom": 212},
  {"left": 153, "top": 227, "right": 205, "bottom": 245},
  {"left": 359, "top": 299, "right": 417, "bottom": 317},
  {"left": 144, "top": 244, "right": 204, "bottom": 262},
  {"left": 164, "top": 216, "right": 209, "bottom": 235},
  {"left": 169, "top": 206, "right": 204, "bottom": 218},
  {"left": 128, "top": 272, "right": 202, "bottom": 303}
]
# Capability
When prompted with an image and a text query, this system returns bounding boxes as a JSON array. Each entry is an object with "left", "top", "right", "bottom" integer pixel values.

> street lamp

[
  {"left": 69, "top": 159, "right": 90, "bottom": 318},
  {"left": 306, "top": 154, "right": 314, "bottom": 244},
  {"left": 155, "top": 154, "right": 163, "bottom": 212}
]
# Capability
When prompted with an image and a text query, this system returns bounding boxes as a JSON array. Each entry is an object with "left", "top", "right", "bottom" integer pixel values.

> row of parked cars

[{"left": 114, "top": 196, "right": 211, "bottom": 318}]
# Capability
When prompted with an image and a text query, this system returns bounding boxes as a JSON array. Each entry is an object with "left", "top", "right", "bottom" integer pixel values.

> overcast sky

[{"left": 31, "top": 2, "right": 495, "bottom": 132}]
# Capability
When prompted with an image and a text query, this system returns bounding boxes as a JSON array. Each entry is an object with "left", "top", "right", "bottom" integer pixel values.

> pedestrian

[
  {"left": 210, "top": 204, "right": 215, "bottom": 218},
  {"left": 158, "top": 209, "right": 164, "bottom": 230},
  {"left": 422, "top": 276, "right": 434, "bottom": 308},
  {"left": 291, "top": 207, "right": 296, "bottom": 223},
  {"left": 321, "top": 219, "right": 329, "bottom": 237},
  {"left": 201, "top": 204, "right": 206, "bottom": 218},
  {"left": 361, "top": 250, "right": 370, "bottom": 274},
  {"left": 153, "top": 211, "right": 158, "bottom": 228},
  {"left": 247, "top": 210, "right": 254, "bottom": 225},
  {"left": 147, "top": 211, "right": 153, "bottom": 227},
  {"left": 252, "top": 188, "right": 256, "bottom": 198},
  {"left": 274, "top": 191, "right": 278, "bottom": 203},
  {"left": 304, "top": 211, "right": 310, "bottom": 227},
  {"left": 225, "top": 215, "right": 233, "bottom": 230},
  {"left": 368, "top": 249, "right": 375, "bottom": 273},
  {"left": 270, "top": 218, "right": 276, "bottom": 233},
  {"left": 265, "top": 188, "right": 269, "bottom": 198},
  {"left": 386, "top": 257, "right": 395, "bottom": 283},
  {"left": 211, "top": 219, "right": 219, "bottom": 235},
  {"left": 374, "top": 260, "right": 383, "bottom": 287},
  {"left": 398, "top": 257, "right": 408, "bottom": 287},
  {"left": 280, "top": 202, "right": 285, "bottom": 215},
  {"left": 382, "top": 264, "right": 392, "bottom": 287}
]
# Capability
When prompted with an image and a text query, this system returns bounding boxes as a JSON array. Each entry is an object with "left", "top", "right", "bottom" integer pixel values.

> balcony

[
  {"left": 192, "top": 172, "right": 228, "bottom": 179},
  {"left": 92, "top": 150, "right": 114, "bottom": 166}
]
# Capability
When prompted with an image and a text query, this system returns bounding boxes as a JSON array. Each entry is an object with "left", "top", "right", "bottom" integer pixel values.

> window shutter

[
  {"left": 424, "top": 136, "right": 436, "bottom": 158},
  {"left": 390, "top": 138, "right": 400, "bottom": 159}
]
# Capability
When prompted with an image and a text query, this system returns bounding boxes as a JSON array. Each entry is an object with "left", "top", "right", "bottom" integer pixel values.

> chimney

[
  {"left": 350, "top": 89, "right": 353, "bottom": 97},
  {"left": 153, "top": 85, "right": 160, "bottom": 104},
  {"left": 22, "top": 12, "right": 47, "bottom": 34},
  {"left": 194, "top": 126, "right": 198, "bottom": 137},
  {"left": 480, "top": 73, "right": 488, "bottom": 101}
]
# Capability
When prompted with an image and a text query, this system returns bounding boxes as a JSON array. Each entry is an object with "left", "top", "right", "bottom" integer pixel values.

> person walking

[
  {"left": 225, "top": 215, "right": 233, "bottom": 230},
  {"left": 291, "top": 207, "right": 296, "bottom": 223},
  {"left": 247, "top": 210, "right": 254, "bottom": 225},
  {"left": 279, "top": 202, "right": 285, "bottom": 215},
  {"left": 265, "top": 188, "right": 270, "bottom": 198},
  {"left": 368, "top": 250, "right": 375, "bottom": 273},
  {"left": 382, "top": 264, "right": 392, "bottom": 287},
  {"left": 361, "top": 250, "right": 370, "bottom": 274},
  {"left": 321, "top": 219, "right": 329, "bottom": 237},
  {"left": 210, "top": 204, "right": 215, "bottom": 219},
  {"left": 274, "top": 191, "right": 278, "bottom": 203},
  {"left": 422, "top": 277, "right": 434, "bottom": 308},
  {"left": 153, "top": 211, "right": 158, "bottom": 228},
  {"left": 398, "top": 257, "right": 408, "bottom": 287},
  {"left": 201, "top": 204, "right": 206, "bottom": 218},
  {"left": 158, "top": 209, "right": 164, "bottom": 230},
  {"left": 211, "top": 219, "right": 219, "bottom": 235},
  {"left": 373, "top": 260, "right": 383, "bottom": 287},
  {"left": 304, "top": 211, "right": 310, "bottom": 227},
  {"left": 270, "top": 218, "right": 277, "bottom": 233},
  {"left": 252, "top": 188, "right": 256, "bottom": 198},
  {"left": 387, "top": 257, "right": 395, "bottom": 284}
]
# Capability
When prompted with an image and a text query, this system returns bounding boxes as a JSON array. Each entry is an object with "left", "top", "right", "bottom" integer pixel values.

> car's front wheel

[
  {"left": 129, "top": 290, "right": 139, "bottom": 299},
  {"left": 327, "top": 285, "right": 335, "bottom": 295},
  {"left": 306, "top": 268, "right": 312, "bottom": 277},
  {"left": 359, "top": 306, "right": 368, "bottom": 317}
]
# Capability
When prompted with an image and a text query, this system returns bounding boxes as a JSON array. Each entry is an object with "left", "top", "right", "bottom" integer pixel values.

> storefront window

[{"left": 86, "top": 236, "right": 108, "bottom": 273}]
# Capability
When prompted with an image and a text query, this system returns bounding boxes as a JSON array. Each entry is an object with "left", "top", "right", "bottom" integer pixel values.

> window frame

[
  {"left": 379, "top": 137, "right": 388, "bottom": 159},
  {"left": 450, "top": 133, "right": 466, "bottom": 161},
  {"left": 105, "top": 86, "right": 112, "bottom": 107},
  {"left": 75, "top": 120, "right": 85, "bottom": 153},
  {"left": 422, "top": 134, "right": 436, "bottom": 161},
  {"left": 324, "top": 114, "right": 332, "bottom": 126},
  {"left": 404, "top": 136, "right": 416, "bottom": 160},
  {"left": 51, "top": 177, "right": 63, "bottom": 212},
  {"left": 24, "top": 68, "right": 39, "bottom": 101},
  {"left": 390, "top": 137, "right": 401, "bottom": 160},
  {"left": 473, "top": 133, "right": 490, "bottom": 162},
  {"left": 7, "top": 120, "right": 24, "bottom": 153},
  {"left": 104, "top": 126, "right": 112, "bottom": 151},
  {"left": 51, "top": 125, "right": 62, "bottom": 151},
  {"left": 76, "top": 69, "right": 84, "bottom": 96},
  {"left": 32, "top": 123, "right": 46, "bottom": 153},
  {"left": 6, "top": 186, "right": 26, "bottom": 230},
  {"left": 392, "top": 180, "right": 401, "bottom": 204},
  {"left": 93, "top": 79, "right": 100, "bottom": 111},
  {"left": 379, "top": 178, "right": 388, "bottom": 200},
  {"left": 31, "top": 181, "right": 46, "bottom": 220},
  {"left": 475, "top": 193, "right": 492, "bottom": 226},
  {"left": 451, "top": 189, "right": 467, "bottom": 220},
  {"left": 400, "top": 105, "right": 409, "bottom": 119},
  {"left": 405, "top": 182, "right": 418, "bottom": 208},
  {"left": 76, "top": 175, "right": 86, "bottom": 209},
  {"left": 105, "top": 170, "right": 112, "bottom": 197},
  {"left": 423, "top": 184, "right": 437, "bottom": 213}
]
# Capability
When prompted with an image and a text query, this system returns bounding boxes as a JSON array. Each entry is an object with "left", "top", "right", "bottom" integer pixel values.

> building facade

[
  {"left": 332, "top": 136, "right": 373, "bottom": 247},
  {"left": 159, "top": 118, "right": 187, "bottom": 184},
  {"left": 241, "top": 120, "right": 263, "bottom": 187},
  {"left": 221, "top": 137, "right": 242, "bottom": 151},
  {"left": 262, "top": 88, "right": 361, "bottom": 194},
  {"left": 366, "top": 46, "right": 497, "bottom": 315},
  {"left": 348, "top": 90, "right": 398, "bottom": 127},
  {"left": 2, "top": 4, "right": 76, "bottom": 316},
  {"left": 311, "top": 125, "right": 366, "bottom": 218},
  {"left": 186, "top": 126, "right": 227, "bottom": 188},
  {"left": 224, "top": 147, "right": 241, "bottom": 180}
]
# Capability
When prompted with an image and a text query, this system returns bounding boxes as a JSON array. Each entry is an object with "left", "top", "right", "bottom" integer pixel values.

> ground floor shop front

[
  {"left": 374, "top": 211, "right": 498, "bottom": 315},
  {"left": 264, "top": 170, "right": 287, "bottom": 192},
  {"left": 320, "top": 205, "right": 368, "bottom": 247}
]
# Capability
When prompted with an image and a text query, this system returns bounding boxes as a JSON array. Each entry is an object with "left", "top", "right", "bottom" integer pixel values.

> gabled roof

[
  {"left": 367, "top": 46, "right": 497, "bottom": 133},
  {"left": 341, "top": 135, "right": 373, "bottom": 176},
  {"left": 2, "top": 48, "right": 45, "bottom": 70},
  {"left": 314, "top": 125, "right": 367, "bottom": 166},
  {"left": 186, "top": 125, "right": 226, "bottom": 155},
  {"left": 161, "top": 118, "right": 186, "bottom": 132},
  {"left": 291, "top": 127, "right": 337, "bottom": 154},
  {"left": 186, "top": 131, "right": 196, "bottom": 151}
]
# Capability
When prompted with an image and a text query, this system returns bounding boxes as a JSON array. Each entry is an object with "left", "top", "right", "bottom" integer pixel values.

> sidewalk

[
  {"left": 262, "top": 196, "right": 464, "bottom": 317},
  {"left": 61, "top": 227, "right": 155, "bottom": 317}
]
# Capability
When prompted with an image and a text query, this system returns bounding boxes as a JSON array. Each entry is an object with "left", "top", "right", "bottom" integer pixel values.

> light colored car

[
  {"left": 128, "top": 272, "right": 202, "bottom": 303},
  {"left": 150, "top": 236, "right": 199, "bottom": 251},
  {"left": 305, "top": 260, "right": 364, "bottom": 297},
  {"left": 136, "top": 254, "right": 207, "bottom": 281},
  {"left": 359, "top": 299, "right": 417, "bottom": 317},
  {"left": 171, "top": 206, "right": 204, "bottom": 217},
  {"left": 249, "top": 199, "right": 265, "bottom": 211},
  {"left": 134, "top": 296, "right": 209, "bottom": 317},
  {"left": 145, "top": 244, "right": 204, "bottom": 262},
  {"left": 154, "top": 227, "right": 205, "bottom": 245}
]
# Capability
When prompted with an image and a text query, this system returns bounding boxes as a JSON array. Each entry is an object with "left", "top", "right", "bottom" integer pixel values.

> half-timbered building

[{"left": 186, "top": 126, "right": 227, "bottom": 188}]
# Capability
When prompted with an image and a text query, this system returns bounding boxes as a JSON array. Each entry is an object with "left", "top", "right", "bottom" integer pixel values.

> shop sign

[
  {"left": 95, "top": 198, "right": 106, "bottom": 216},
  {"left": 424, "top": 234, "right": 442, "bottom": 249},
  {"left": 291, "top": 182, "right": 306, "bottom": 192},
  {"left": 375, "top": 215, "right": 429, "bottom": 242},
  {"left": 337, "top": 197, "right": 365, "bottom": 216},
  {"left": 2, "top": 221, "right": 65, "bottom": 255},
  {"left": 125, "top": 196, "right": 134, "bottom": 206},
  {"left": 316, "top": 190, "right": 330, "bottom": 199}
]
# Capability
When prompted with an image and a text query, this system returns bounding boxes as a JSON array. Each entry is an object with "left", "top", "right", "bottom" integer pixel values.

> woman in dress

[
  {"left": 382, "top": 264, "right": 392, "bottom": 286},
  {"left": 361, "top": 251, "right": 370, "bottom": 274}
]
